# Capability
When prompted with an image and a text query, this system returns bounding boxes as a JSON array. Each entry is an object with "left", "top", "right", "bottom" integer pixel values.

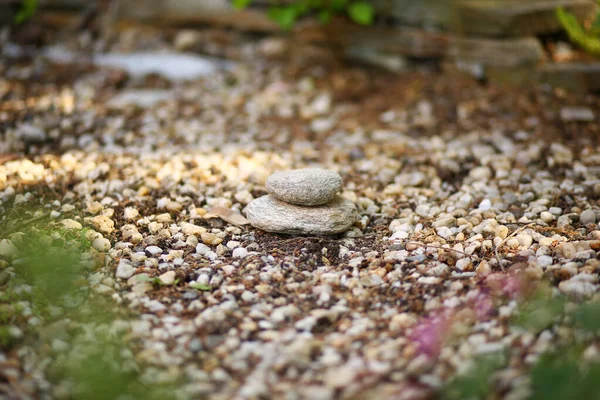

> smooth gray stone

[
  {"left": 266, "top": 168, "right": 343, "bottom": 206},
  {"left": 245, "top": 195, "right": 357, "bottom": 235}
]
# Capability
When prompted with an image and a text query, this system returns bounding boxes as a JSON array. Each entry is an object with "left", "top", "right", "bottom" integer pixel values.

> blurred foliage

[
  {"left": 189, "top": 282, "right": 212, "bottom": 291},
  {"left": 557, "top": 4, "right": 600, "bottom": 58},
  {"left": 443, "top": 353, "right": 505, "bottom": 400},
  {"left": 531, "top": 348, "right": 600, "bottom": 400},
  {"left": 442, "top": 280, "right": 600, "bottom": 399},
  {"left": 15, "top": 0, "right": 38, "bottom": 24},
  {"left": 233, "top": 0, "right": 374, "bottom": 30},
  {"left": 13, "top": 226, "right": 93, "bottom": 305},
  {"left": 573, "top": 302, "right": 600, "bottom": 332},
  {"left": 513, "top": 282, "right": 567, "bottom": 333},
  {"left": 0, "top": 208, "right": 176, "bottom": 399}
]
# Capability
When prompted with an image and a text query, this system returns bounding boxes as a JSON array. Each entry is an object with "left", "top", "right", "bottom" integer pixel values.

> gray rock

[
  {"left": 108, "top": 89, "right": 173, "bottom": 109},
  {"left": 15, "top": 124, "right": 46, "bottom": 143},
  {"left": 557, "top": 215, "right": 572, "bottom": 228},
  {"left": 266, "top": 168, "right": 343, "bottom": 206},
  {"left": 93, "top": 52, "right": 230, "bottom": 81},
  {"left": 539, "top": 62, "right": 600, "bottom": 93},
  {"left": 580, "top": 209, "right": 596, "bottom": 225},
  {"left": 560, "top": 106, "right": 595, "bottom": 122},
  {"left": 456, "top": 0, "right": 597, "bottom": 37},
  {"left": 245, "top": 195, "right": 357, "bottom": 235}
]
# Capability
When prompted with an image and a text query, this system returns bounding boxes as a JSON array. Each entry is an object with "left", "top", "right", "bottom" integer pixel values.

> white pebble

[
  {"left": 536, "top": 255, "right": 553, "bottom": 267},
  {"left": 61, "top": 219, "right": 82, "bottom": 230},
  {"left": 92, "top": 237, "right": 111, "bottom": 252},
  {"left": 158, "top": 271, "right": 176, "bottom": 285},
  {"left": 540, "top": 211, "right": 555, "bottom": 223},
  {"left": 478, "top": 199, "right": 492, "bottom": 211},
  {"left": 222, "top": 265, "right": 236, "bottom": 275},
  {"left": 116, "top": 260, "right": 136, "bottom": 279},
  {"left": 456, "top": 258, "right": 472, "bottom": 270},
  {"left": 146, "top": 246, "right": 163, "bottom": 256},
  {"left": 232, "top": 247, "right": 248, "bottom": 259},
  {"left": 516, "top": 234, "right": 533, "bottom": 248},
  {"left": 548, "top": 207, "right": 562, "bottom": 216},
  {"left": 196, "top": 243, "right": 211, "bottom": 255},
  {"left": 123, "top": 207, "right": 139, "bottom": 220}
]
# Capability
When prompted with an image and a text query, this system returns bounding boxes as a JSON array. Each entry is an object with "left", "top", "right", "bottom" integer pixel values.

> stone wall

[
  {"left": 4, "top": 0, "right": 600, "bottom": 92},
  {"left": 114, "top": 0, "right": 600, "bottom": 92}
]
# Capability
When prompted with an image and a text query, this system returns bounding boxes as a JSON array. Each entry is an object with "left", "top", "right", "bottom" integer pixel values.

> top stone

[{"left": 266, "top": 168, "right": 343, "bottom": 206}]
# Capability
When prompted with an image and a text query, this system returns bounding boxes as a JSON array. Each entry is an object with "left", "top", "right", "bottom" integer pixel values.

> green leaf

[
  {"left": 347, "top": 1, "right": 374, "bottom": 25},
  {"left": 190, "top": 283, "right": 211, "bottom": 291},
  {"left": 556, "top": 7, "right": 600, "bottom": 58},
  {"left": 15, "top": 0, "right": 38, "bottom": 24},
  {"left": 292, "top": 2, "right": 311, "bottom": 15},
  {"left": 318, "top": 9, "right": 332, "bottom": 24},
  {"left": 330, "top": 0, "right": 349, "bottom": 12},
  {"left": 513, "top": 286, "right": 566, "bottom": 333},
  {"left": 267, "top": 6, "right": 300, "bottom": 30},
  {"left": 232, "top": 0, "right": 252, "bottom": 10},
  {"left": 530, "top": 348, "right": 600, "bottom": 400},
  {"left": 531, "top": 351, "right": 581, "bottom": 400}
]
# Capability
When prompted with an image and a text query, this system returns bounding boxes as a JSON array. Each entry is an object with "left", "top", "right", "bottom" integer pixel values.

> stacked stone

[{"left": 245, "top": 168, "right": 357, "bottom": 235}]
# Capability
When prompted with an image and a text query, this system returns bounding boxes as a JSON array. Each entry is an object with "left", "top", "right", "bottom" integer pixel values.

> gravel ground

[{"left": 1, "top": 25, "right": 600, "bottom": 400}]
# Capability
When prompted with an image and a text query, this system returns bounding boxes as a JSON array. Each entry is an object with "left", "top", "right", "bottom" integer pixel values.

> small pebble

[
  {"left": 61, "top": 219, "right": 82, "bottom": 230},
  {"left": 92, "top": 237, "right": 111, "bottom": 252},
  {"left": 92, "top": 215, "right": 115, "bottom": 234},
  {"left": 540, "top": 211, "right": 555, "bottom": 223},
  {"left": 158, "top": 271, "right": 176, "bottom": 285},
  {"left": 116, "top": 260, "right": 136, "bottom": 279},
  {"left": 232, "top": 247, "right": 248, "bottom": 259},
  {"left": 580, "top": 209, "right": 596, "bottom": 225},
  {"left": 146, "top": 246, "right": 163, "bottom": 256},
  {"left": 201, "top": 232, "right": 223, "bottom": 245},
  {"left": 124, "top": 207, "right": 140, "bottom": 220}
]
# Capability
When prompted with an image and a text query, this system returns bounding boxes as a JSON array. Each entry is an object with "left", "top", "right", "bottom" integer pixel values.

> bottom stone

[{"left": 245, "top": 195, "right": 358, "bottom": 235}]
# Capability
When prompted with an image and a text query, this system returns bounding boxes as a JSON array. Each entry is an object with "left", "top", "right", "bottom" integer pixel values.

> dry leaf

[{"left": 209, "top": 206, "right": 249, "bottom": 226}]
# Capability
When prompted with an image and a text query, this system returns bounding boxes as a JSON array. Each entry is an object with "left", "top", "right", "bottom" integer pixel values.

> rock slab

[
  {"left": 266, "top": 168, "right": 343, "bottom": 206},
  {"left": 245, "top": 195, "right": 357, "bottom": 235}
]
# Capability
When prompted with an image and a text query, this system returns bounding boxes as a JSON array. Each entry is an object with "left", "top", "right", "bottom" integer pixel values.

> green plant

[
  {"left": 15, "top": 0, "right": 38, "bottom": 24},
  {"left": 0, "top": 209, "right": 178, "bottom": 398},
  {"left": 557, "top": 4, "right": 600, "bottom": 58},
  {"left": 573, "top": 302, "right": 600, "bottom": 332},
  {"left": 234, "top": 0, "right": 375, "bottom": 30},
  {"left": 531, "top": 348, "right": 600, "bottom": 400},
  {"left": 13, "top": 225, "right": 94, "bottom": 307},
  {"left": 443, "top": 353, "right": 506, "bottom": 400},
  {"left": 513, "top": 282, "right": 567, "bottom": 333},
  {"left": 440, "top": 281, "right": 600, "bottom": 399}
]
